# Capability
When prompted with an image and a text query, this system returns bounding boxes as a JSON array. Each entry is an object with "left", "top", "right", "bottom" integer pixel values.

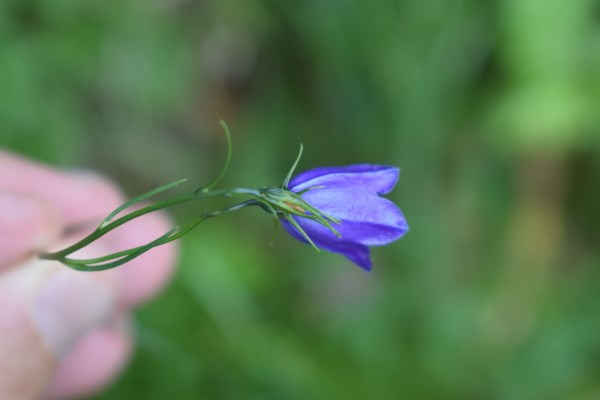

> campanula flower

[
  {"left": 280, "top": 164, "right": 408, "bottom": 271},
  {"left": 43, "top": 120, "right": 408, "bottom": 273}
]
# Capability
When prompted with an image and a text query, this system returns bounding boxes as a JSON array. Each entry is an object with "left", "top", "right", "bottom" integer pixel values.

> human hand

[{"left": 0, "top": 150, "right": 177, "bottom": 399}]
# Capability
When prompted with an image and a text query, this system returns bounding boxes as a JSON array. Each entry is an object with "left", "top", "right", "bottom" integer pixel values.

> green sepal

[{"left": 285, "top": 214, "right": 320, "bottom": 252}]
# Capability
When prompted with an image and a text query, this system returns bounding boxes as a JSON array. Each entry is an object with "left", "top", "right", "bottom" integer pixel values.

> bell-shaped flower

[{"left": 281, "top": 165, "right": 408, "bottom": 271}]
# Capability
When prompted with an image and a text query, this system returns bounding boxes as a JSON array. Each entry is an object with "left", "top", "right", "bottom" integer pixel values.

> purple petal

[
  {"left": 340, "top": 243, "right": 372, "bottom": 271},
  {"left": 300, "top": 187, "right": 407, "bottom": 241},
  {"left": 309, "top": 218, "right": 407, "bottom": 246},
  {"left": 283, "top": 206, "right": 407, "bottom": 247},
  {"left": 281, "top": 219, "right": 373, "bottom": 270},
  {"left": 289, "top": 165, "right": 399, "bottom": 195}
]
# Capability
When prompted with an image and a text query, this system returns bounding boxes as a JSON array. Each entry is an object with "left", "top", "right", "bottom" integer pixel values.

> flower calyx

[{"left": 256, "top": 187, "right": 341, "bottom": 251}]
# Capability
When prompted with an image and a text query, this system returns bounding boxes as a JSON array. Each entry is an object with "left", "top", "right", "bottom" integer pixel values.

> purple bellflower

[
  {"left": 40, "top": 120, "right": 408, "bottom": 273},
  {"left": 279, "top": 164, "right": 408, "bottom": 271}
]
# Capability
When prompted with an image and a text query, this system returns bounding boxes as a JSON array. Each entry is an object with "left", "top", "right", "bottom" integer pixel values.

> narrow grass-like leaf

[
  {"left": 99, "top": 178, "right": 188, "bottom": 229},
  {"left": 282, "top": 144, "right": 303, "bottom": 189},
  {"left": 197, "top": 120, "right": 233, "bottom": 193}
]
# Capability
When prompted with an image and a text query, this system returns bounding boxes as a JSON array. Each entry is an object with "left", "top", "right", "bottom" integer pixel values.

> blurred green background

[{"left": 2, "top": 0, "right": 600, "bottom": 399}]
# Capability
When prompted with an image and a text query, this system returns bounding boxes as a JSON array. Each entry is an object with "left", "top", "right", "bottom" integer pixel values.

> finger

[
  {"left": 0, "top": 151, "right": 178, "bottom": 306},
  {"left": 106, "top": 209, "right": 178, "bottom": 308},
  {"left": 0, "top": 150, "right": 124, "bottom": 226},
  {"left": 45, "top": 317, "right": 132, "bottom": 400},
  {"left": 0, "top": 192, "right": 61, "bottom": 270},
  {"left": 0, "top": 258, "right": 118, "bottom": 400}
]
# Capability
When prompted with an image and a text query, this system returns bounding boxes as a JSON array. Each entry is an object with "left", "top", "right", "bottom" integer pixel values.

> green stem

[
  {"left": 39, "top": 188, "right": 260, "bottom": 262},
  {"left": 55, "top": 200, "right": 260, "bottom": 271}
]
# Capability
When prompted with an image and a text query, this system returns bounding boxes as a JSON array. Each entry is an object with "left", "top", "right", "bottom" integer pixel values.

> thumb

[{"left": 0, "top": 260, "right": 117, "bottom": 400}]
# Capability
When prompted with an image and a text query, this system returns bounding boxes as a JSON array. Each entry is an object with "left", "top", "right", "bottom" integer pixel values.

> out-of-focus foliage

[{"left": 2, "top": 0, "right": 600, "bottom": 399}]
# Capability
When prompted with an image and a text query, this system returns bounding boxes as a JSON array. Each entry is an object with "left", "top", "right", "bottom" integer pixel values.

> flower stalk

[{"left": 40, "top": 120, "right": 408, "bottom": 272}]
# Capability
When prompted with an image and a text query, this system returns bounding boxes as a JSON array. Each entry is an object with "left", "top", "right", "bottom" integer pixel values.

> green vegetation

[{"left": 2, "top": 0, "right": 600, "bottom": 398}]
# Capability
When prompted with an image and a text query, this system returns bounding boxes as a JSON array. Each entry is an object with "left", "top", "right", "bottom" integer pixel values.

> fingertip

[
  {"left": 0, "top": 150, "right": 124, "bottom": 227},
  {"left": 46, "top": 320, "right": 132, "bottom": 400},
  {"left": 118, "top": 242, "right": 178, "bottom": 308},
  {"left": 108, "top": 210, "right": 178, "bottom": 308},
  {"left": 0, "top": 192, "right": 61, "bottom": 270},
  {"left": 58, "top": 172, "right": 125, "bottom": 226}
]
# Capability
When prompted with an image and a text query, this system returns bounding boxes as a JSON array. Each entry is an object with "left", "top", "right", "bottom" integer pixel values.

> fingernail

[{"left": 31, "top": 270, "right": 115, "bottom": 358}]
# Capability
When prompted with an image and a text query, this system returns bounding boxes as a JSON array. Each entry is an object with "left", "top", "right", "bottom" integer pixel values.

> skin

[{"left": 0, "top": 150, "right": 177, "bottom": 399}]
